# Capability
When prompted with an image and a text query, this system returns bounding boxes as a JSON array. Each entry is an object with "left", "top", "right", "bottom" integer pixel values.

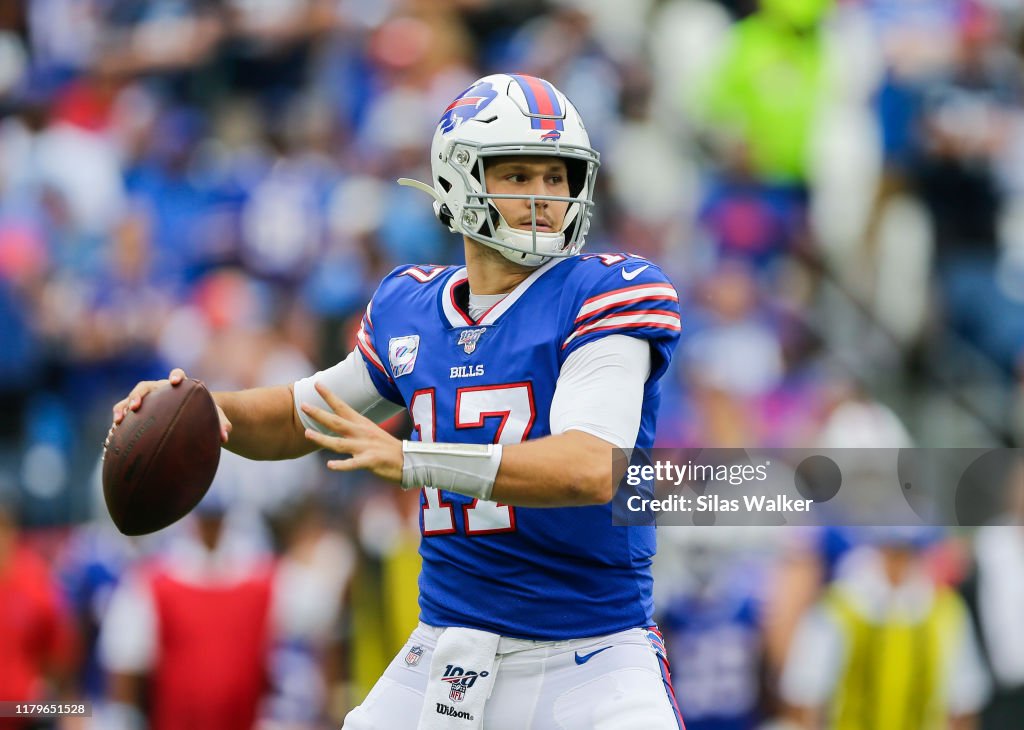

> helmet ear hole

[
  {"left": 438, "top": 177, "right": 452, "bottom": 193},
  {"left": 566, "top": 159, "right": 587, "bottom": 198}
]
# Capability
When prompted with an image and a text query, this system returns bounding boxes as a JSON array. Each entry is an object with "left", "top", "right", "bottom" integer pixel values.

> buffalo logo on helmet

[
  {"left": 540, "top": 130, "right": 561, "bottom": 142},
  {"left": 439, "top": 81, "right": 498, "bottom": 134}
]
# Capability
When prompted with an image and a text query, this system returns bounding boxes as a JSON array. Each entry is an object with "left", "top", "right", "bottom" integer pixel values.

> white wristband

[{"left": 401, "top": 441, "right": 503, "bottom": 501}]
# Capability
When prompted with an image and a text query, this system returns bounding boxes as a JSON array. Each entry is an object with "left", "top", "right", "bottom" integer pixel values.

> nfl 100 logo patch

[
  {"left": 440, "top": 665, "right": 489, "bottom": 703},
  {"left": 457, "top": 327, "right": 486, "bottom": 354},
  {"left": 388, "top": 335, "right": 420, "bottom": 378}
]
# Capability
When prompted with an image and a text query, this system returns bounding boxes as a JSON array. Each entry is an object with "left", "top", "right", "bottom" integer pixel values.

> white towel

[
  {"left": 418, "top": 627, "right": 501, "bottom": 730},
  {"left": 977, "top": 526, "right": 1024, "bottom": 685}
]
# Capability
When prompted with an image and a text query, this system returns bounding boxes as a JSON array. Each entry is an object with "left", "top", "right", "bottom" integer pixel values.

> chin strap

[
  {"left": 398, "top": 177, "right": 455, "bottom": 229},
  {"left": 397, "top": 177, "right": 443, "bottom": 203}
]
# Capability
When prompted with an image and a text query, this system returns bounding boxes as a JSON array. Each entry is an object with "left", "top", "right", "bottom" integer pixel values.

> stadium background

[{"left": 0, "top": 0, "right": 1023, "bottom": 728}]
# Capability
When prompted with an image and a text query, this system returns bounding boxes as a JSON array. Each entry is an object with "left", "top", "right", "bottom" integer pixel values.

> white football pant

[{"left": 343, "top": 623, "right": 685, "bottom": 729}]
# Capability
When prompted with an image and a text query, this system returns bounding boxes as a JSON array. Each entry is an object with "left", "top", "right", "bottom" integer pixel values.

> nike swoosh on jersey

[
  {"left": 621, "top": 265, "right": 650, "bottom": 281},
  {"left": 574, "top": 646, "right": 612, "bottom": 665}
]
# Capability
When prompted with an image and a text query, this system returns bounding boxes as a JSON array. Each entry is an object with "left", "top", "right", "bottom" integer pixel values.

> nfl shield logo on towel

[{"left": 448, "top": 678, "right": 468, "bottom": 703}]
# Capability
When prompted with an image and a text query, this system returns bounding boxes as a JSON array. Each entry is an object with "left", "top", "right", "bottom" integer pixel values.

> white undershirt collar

[{"left": 468, "top": 292, "right": 506, "bottom": 322}]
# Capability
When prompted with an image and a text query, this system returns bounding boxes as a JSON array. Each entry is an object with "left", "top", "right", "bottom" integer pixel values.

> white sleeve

[
  {"left": 98, "top": 575, "right": 157, "bottom": 674},
  {"left": 780, "top": 606, "right": 845, "bottom": 707},
  {"left": 293, "top": 347, "right": 405, "bottom": 432},
  {"left": 549, "top": 335, "right": 651, "bottom": 449},
  {"left": 946, "top": 612, "right": 992, "bottom": 714}
]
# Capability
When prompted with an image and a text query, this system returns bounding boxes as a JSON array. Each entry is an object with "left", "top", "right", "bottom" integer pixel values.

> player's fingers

[
  {"left": 218, "top": 408, "right": 232, "bottom": 444},
  {"left": 304, "top": 428, "right": 354, "bottom": 454},
  {"left": 326, "top": 456, "right": 364, "bottom": 472},
  {"left": 131, "top": 369, "right": 186, "bottom": 406},
  {"left": 112, "top": 369, "right": 189, "bottom": 424},
  {"left": 113, "top": 382, "right": 159, "bottom": 423},
  {"left": 314, "top": 381, "right": 361, "bottom": 419},
  {"left": 112, "top": 397, "right": 130, "bottom": 423},
  {"left": 300, "top": 402, "right": 353, "bottom": 434},
  {"left": 127, "top": 379, "right": 170, "bottom": 411}
]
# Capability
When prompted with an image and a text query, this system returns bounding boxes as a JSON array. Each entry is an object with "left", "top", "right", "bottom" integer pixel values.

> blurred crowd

[{"left": 1, "top": 0, "right": 1024, "bottom": 728}]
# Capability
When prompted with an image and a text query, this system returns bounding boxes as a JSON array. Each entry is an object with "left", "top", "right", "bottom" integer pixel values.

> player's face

[{"left": 484, "top": 157, "right": 571, "bottom": 233}]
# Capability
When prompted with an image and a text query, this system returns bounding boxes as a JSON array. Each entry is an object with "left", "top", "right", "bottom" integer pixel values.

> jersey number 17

[{"left": 410, "top": 383, "right": 535, "bottom": 536}]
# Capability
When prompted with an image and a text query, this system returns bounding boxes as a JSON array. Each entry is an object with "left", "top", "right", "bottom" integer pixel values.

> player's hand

[
  {"left": 300, "top": 381, "right": 403, "bottom": 483},
  {"left": 109, "top": 369, "right": 232, "bottom": 443}
]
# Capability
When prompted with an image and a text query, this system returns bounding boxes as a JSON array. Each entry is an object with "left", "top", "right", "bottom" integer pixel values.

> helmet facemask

[
  {"left": 399, "top": 74, "right": 601, "bottom": 268},
  {"left": 448, "top": 143, "right": 598, "bottom": 267}
]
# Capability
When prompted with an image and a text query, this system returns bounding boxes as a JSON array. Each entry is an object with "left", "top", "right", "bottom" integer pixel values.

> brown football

[{"left": 103, "top": 379, "right": 221, "bottom": 535}]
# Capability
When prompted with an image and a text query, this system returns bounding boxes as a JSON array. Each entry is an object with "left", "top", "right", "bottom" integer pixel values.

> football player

[{"left": 112, "top": 74, "right": 685, "bottom": 729}]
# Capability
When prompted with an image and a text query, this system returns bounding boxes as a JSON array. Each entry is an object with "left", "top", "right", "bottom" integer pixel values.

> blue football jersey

[{"left": 356, "top": 253, "right": 680, "bottom": 639}]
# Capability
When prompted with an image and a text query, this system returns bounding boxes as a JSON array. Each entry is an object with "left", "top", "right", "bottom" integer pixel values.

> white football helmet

[{"left": 399, "top": 74, "right": 600, "bottom": 267}]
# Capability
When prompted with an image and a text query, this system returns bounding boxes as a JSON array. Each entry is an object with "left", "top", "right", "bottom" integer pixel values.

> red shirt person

[
  {"left": 98, "top": 500, "right": 275, "bottom": 730},
  {"left": 0, "top": 501, "right": 78, "bottom": 730}
]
